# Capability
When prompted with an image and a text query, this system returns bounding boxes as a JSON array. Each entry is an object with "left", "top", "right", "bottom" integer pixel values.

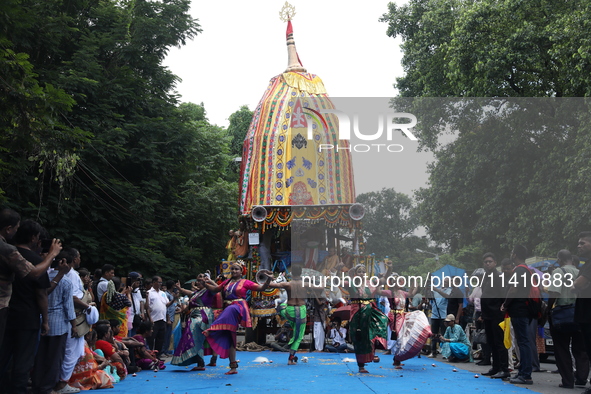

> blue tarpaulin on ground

[{"left": 104, "top": 350, "right": 533, "bottom": 394}]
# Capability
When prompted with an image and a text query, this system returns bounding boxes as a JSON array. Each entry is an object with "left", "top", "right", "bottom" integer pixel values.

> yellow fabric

[
  {"left": 281, "top": 72, "right": 327, "bottom": 94},
  {"left": 498, "top": 317, "right": 512, "bottom": 349},
  {"left": 239, "top": 72, "right": 356, "bottom": 212}
]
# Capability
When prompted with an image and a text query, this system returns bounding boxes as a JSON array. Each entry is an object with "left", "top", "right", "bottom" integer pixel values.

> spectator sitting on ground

[
  {"left": 132, "top": 321, "right": 166, "bottom": 371},
  {"left": 269, "top": 323, "right": 292, "bottom": 352},
  {"left": 325, "top": 317, "right": 349, "bottom": 353},
  {"left": 108, "top": 319, "right": 137, "bottom": 372},
  {"left": 93, "top": 321, "right": 128, "bottom": 381},
  {"left": 68, "top": 330, "right": 114, "bottom": 390}
]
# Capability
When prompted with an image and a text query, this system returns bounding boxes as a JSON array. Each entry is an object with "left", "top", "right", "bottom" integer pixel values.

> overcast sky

[{"left": 163, "top": 0, "right": 434, "bottom": 196}]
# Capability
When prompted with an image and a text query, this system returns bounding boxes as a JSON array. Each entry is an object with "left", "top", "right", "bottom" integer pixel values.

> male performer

[{"left": 269, "top": 264, "right": 308, "bottom": 365}]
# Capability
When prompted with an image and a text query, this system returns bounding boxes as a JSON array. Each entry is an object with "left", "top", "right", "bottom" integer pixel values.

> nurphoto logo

[{"left": 298, "top": 100, "right": 418, "bottom": 153}]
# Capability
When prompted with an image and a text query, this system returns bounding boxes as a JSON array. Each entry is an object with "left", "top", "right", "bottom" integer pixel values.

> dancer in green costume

[
  {"left": 346, "top": 264, "right": 389, "bottom": 374},
  {"left": 270, "top": 264, "right": 308, "bottom": 365}
]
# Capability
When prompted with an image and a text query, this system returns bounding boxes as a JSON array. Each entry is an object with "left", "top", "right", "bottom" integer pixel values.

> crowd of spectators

[{"left": 0, "top": 208, "right": 182, "bottom": 393}]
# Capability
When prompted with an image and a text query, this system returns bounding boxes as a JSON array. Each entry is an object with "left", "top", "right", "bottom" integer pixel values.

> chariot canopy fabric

[{"left": 239, "top": 21, "right": 355, "bottom": 215}]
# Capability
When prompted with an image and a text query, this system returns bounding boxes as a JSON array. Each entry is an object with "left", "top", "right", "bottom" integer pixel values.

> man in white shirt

[
  {"left": 53, "top": 248, "right": 85, "bottom": 394},
  {"left": 96, "top": 264, "right": 115, "bottom": 303},
  {"left": 146, "top": 276, "right": 174, "bottom": 358}
]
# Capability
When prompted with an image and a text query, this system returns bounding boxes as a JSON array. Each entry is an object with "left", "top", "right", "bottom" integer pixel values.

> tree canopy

[
  {"left": 381, "top": 0, "right": 591, "bottom": 97},
  {"left": 381, "top": 0, "right": 591, "bottom": 258},
  {"left": 356, "top": 188, "right": 430, "bottom": 268},
  {"left": 227, "top": 105, "right": 254, "bottom": 160},
  {"left": 0, "top": 0, "right": 238, "bottom": 278}
]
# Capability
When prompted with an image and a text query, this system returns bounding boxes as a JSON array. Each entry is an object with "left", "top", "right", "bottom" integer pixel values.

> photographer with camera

[{"left": 325, "top": 317, "right": 348, "bottom": 353}]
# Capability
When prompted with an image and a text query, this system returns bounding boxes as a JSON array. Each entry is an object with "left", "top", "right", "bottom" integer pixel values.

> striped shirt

[{"left": 47, "top": 269, "right": 76, "bottom": 336}]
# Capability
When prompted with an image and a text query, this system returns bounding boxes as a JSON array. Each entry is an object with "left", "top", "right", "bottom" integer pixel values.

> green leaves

[
  {"left": 382, "top": 0, "right": 591, "bottom": 97},
  {"left": 356, "top": 187, "right": 422, "bottom": 261},
  {"left": 0, "top": 0, "right": 237, "bottom": 279},
  {"left": 383, "top": 1, "right": 591, "bottom": 257},
  {"left": 227, "top": 105, "right": 254, "bottom": 159}
]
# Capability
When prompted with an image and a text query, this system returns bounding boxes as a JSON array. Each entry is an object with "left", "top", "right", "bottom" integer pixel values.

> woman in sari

[
  {"left": 439, "top": 314, "right": 472, "bottom": 362},
  {"left": 132, "top": 321, "right": 166, "bottom": 371},
  {"left": 99, "top": 280, "right": 132, "bottom": 339},
  {"left": 203, "top": 262, "right": 272, "bottom": 375},
  {"left": 93, "top": 323, "right": 128, "bottom": 381},
  {"left": 171, "top": 273, "right": 220, "bottom": 370},
  {"left": 69, "top": 331, "right": 115, "bottom": 390},
  {"left": 345, "top": 264, "right": 389, "bottom": 374}
]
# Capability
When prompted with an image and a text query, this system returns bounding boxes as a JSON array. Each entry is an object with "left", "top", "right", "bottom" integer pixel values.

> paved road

[{"left": 445, "top": 354, "right": 588, "bottom": 394}]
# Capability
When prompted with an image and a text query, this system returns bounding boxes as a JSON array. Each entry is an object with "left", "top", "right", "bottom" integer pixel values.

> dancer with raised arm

[
  {"left": 202, "top": 261, "right": 272, "bottom": 375},
  {"left": 268, "top": 264, "right": 308, "bottom": 365},
  {"left": 171, "top": 273, "right": 220, "bottom": 370}
]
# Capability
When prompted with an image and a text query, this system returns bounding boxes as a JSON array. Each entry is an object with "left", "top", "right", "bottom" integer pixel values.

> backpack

[{"left": 516, "top": 264, "right": 542, "bottom": 320}]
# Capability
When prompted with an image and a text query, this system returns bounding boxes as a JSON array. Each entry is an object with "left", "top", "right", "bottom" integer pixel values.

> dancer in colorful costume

[
  {"left": 388, "top": 273, "right": 409, "bottom": 369},
  {"left": 269, "top": 264, "right": 308, "bottom": 365},
  {"left": 203, "top": 262, "right": 272, "bottom": 375},
  {"left": 172, "top": 273, "right": 220, "bottom": 370},
  {"left": 345, "top": 264, "right": 389, "bottom": 373}
]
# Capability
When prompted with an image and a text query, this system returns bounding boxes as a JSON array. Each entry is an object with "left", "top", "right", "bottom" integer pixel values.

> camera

[{"left": 127, "top": 276, "right": 144, "bottom": 290}]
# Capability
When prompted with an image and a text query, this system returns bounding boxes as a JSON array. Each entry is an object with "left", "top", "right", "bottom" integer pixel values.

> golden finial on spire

[
  {"left": 281, "top": 1, "right": 305, "bottom": 72},
  {"left": 279, "top": 2, "right": 296, "bottom": 22}
]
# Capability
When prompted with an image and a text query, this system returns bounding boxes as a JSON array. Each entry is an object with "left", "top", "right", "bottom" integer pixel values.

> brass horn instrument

[
  {"left": 256, "top": 270, "right": 271, "bottom": 285},
  {"left": 349, "top": 203, "right": 365, "bottom": 221},
  {"left": 251, "top": 206, "right": 268, "bottom": 222}
]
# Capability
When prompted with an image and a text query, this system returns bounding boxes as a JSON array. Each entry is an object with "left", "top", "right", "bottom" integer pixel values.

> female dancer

[
  {"left": 172, "top": 273, "right": 220, "bottom": 370},
  {"left": 345, "top": 264, "right": 389, "bottom": 374},
  {"left": 388, "top": 274, "right": 409, "bottom": 369},
  {"left": 203, "top": 262, "right": 272, "bottom": 375}
]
